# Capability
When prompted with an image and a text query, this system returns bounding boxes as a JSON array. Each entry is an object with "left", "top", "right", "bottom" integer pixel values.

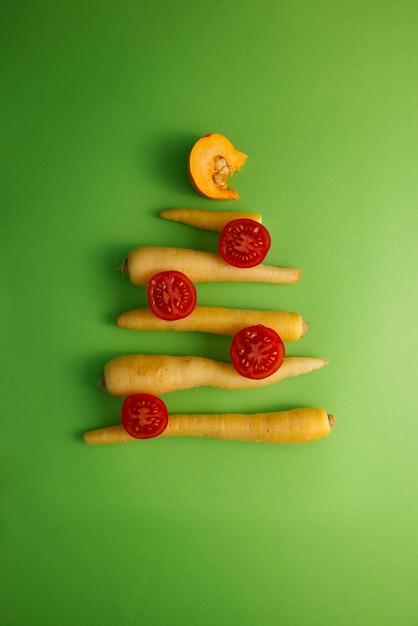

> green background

[{"left": 1, "top": 1, "right": 417, "bottom": 624}]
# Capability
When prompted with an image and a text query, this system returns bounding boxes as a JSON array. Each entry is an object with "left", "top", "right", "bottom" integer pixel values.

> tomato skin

[
  {"left": 147, "top": 270, "right": 197, "bottom": 321},
  {"left": 218, "top": 218, "right": 271, "bottom": 268},
  {"left": 121, "top": 394, "right": 169, "bottom": 439},
  {"left": 230, "top": 324, "right": 285, "bottom": 380}
]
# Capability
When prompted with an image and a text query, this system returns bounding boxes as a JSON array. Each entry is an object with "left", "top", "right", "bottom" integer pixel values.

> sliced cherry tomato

[
  {"left": 121, "top": 393, "right": 169, "bottom": 439},
  {"left": 218, "top": 218, "right": 271, "bottom": 268},
  {"left": 147, "top": 270, "right": 197, "bottom": 321},
  {"left": 230, "top": 324, "right": 285, "bottom": 380}
]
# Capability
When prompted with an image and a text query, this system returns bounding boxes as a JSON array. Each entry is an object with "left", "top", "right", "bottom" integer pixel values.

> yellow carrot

[
  {"left": 116, "top": 306, "right": 308, "bottom": 341},
  {"left": 123, "top": 246, "right": 301, "bottom": 286},
  {"left": 83, "top": 408, "right": 335, "bottom": 445},
  {"left": 102, "top": 354, "right": 328, "bottom": 396},
  {"left": 159, "top": 208, "right": 262, "bottom": 231}
]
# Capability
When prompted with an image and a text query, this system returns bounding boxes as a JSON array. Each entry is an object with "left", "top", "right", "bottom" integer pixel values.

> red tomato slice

[
  {"left": 218, "top": 218, "right": 271, "bottom": 268},
  {"left": 147, "top": 270, "right": 197, "bottom": 321},
  {"left": 121, "top": 393, "right": 169, "bottom": 439},
  {"left": 230, "top": 324, "right": 285, "bottom": 380}
]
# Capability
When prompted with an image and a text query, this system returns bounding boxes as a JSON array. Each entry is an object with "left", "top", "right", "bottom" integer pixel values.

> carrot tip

[
  {"left": 97, "top": 375, "right": 107, "bottom": 391},
  {"left": 119, "top": 257, "right": 129, "bottom": 277}
]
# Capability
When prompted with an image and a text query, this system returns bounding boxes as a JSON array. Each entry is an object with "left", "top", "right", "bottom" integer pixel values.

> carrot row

[
  {"left": 122, "top": 245, "right": 301, "bottom": 286},
  {"left": 101, "top": 354, "right": 328, "bottom": 396},
  {"left": 116, "top": 305, "right": 307, "bottom": 341},
  {"left": 160, "top": 208, "right": 262, "bottom": 231},
  {"left": 83, "top": 408, "right": 334, "bottom": 445}
]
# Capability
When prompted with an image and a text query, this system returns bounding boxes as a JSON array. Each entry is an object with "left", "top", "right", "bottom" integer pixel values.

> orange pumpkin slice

[{"left": 188, "top": 133, "right": 247, "bottom": 200}]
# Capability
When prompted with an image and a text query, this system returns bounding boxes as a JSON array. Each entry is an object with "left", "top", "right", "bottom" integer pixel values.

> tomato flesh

[
  {"left": 147, "top": 270, "right": 197, "bottom": 321},
  {"left": 218, "top": 218, "right": 271, "bottom": 268},
  {"left": 230, "top": 324, "right": 285, "bottom": 380},
  {"left": 121, "top": 393, "right": 169, "bottom": 439}
]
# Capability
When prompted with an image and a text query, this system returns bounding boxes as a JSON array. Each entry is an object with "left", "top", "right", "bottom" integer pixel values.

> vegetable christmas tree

[{"left": 83, "top": 134, "right": 334, "bottom": 445}]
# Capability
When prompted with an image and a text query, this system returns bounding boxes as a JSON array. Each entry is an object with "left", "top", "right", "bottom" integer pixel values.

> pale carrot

[
  {"left": 122, "top": 246, "right": 301, "bottom": 286},
  {"left": 83, "top": 408, "right": 335, "bottom": 445},
  {"left": 159, "top": 208, "right": 262, "bottom": 231},
  {"left": 101, "top": 354, "right": 328, "bottom": 396},
  {"left": 116, "top": 306, "right": 308, "bottom": 341}
]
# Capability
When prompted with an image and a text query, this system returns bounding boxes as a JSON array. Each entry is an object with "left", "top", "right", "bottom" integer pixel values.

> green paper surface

[{"left": 1, "top": 1, "right": 417, "bottom": 625}]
